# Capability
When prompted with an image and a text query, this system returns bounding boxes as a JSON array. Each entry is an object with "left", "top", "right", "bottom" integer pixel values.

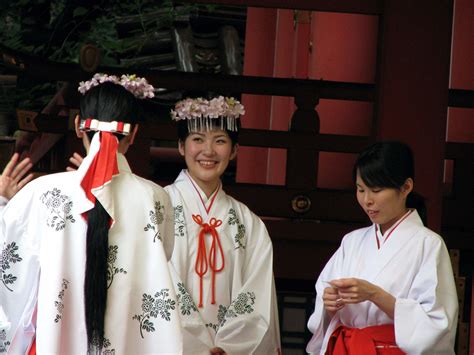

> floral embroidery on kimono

[
  {"left": 176, "top": 282, "right": 198, "bottom": 316},
  {"left": 0, "top": 330, "right": 10, "bottom": 353},
  {"left": 132, "top": 289, "right": 177, "bottom": 338},
  {"left": 228, "top": 208, "right": 246, "bottom": 249},
  {"left": 220, "top": 291, "right": 256, "bottom": 326},
  {"left": 1, "top": 242, "right": 22, "bottom": 292},
  {"left": 107, "top": 245, "right": 127, "bottom": 288},
  {"left": 144, "top": 201, "right": 165, "bottom": 242},
  {"left": 174, "top": 205, "right": 186, "bottom": 238},
  {"left": 54, "top": 279, "right": 70, "bottom": 323},
  {"left": 40, "top": 188, "right": 75, "bottom": 231}
]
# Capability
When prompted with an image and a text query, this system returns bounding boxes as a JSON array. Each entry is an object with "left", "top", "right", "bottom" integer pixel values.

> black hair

[
  {"left": 353, "top": 141, "right": 427, "bottom": 225},
  {"left": 176, "top": 117, "right": 240, "bottom": 146},
  {"left": 79, "top": 82, "right": 141, "bottom": 351}
]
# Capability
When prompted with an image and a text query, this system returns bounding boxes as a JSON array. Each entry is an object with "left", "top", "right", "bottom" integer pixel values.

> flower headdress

[
  {"left": 78, "top": 73, "right": 155, "bottom": 99},
  {"left": 76, "top": 73, "right": 155, "bottom": 224},
  {"left": 171, "top": 96, "right": 245, "bottom": 132}
]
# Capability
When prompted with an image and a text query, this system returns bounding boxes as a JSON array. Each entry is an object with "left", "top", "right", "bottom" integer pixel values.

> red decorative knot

[{"left": 192, "top": 214, "right": 225, "bottom": 308}]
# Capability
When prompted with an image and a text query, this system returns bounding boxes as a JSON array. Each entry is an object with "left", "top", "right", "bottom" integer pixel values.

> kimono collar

[
  {"left": 374, "top": 209, "right": 418, "bottom": 249},
  {"left": 176, "top": 170, "right": 222, "bottom": 215}
]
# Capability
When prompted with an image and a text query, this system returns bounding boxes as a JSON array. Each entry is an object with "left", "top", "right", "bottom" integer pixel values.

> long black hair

[
  {"left": 79, "top": 82, "right": 141, "bottom": 351},
  {"left": 353, "top": 141, "right": 427, "bottom": 225}
]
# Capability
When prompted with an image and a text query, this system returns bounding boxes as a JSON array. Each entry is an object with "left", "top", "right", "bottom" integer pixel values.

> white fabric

[
  {"left": 306, "top": 210, "right": 458, "bottom": 355},
  {"left": 0, "top": 196, "right": 8, "bottom": 208},
  {"left": 165, "top": 170, "right": 281, "bottom": 355},
  {"left": 0, "top": 137, "right": 182, "bottom": 354}
]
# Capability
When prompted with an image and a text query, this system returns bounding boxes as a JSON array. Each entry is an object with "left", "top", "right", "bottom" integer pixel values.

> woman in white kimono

[
  {"left": 166, "top": 97, "right": 281, "bottom": 354},
  {"left": 306, "top": 141, "right": 458, "bottom": 355},
  {"left": 0, "top": 76, "right": 182, "bottom": 354}
]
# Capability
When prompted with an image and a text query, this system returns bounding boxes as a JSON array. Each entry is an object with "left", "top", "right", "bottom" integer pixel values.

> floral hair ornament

[
  {"left": 171, "top": 96, "right": 245, "bottom": 132},
  {"left": 78, "top": 73, "right": 155, "bottom": 99}
]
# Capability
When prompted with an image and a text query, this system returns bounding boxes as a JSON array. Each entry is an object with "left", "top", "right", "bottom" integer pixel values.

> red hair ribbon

[
  {"left": 80, "top": 132, "right": 119, "bottom": 223},
  {"left": 192, "top": 214, "right": 225, "bottom": 307}
]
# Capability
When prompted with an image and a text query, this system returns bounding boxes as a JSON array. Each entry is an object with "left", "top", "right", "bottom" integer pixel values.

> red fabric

[
  {"left": 80, "top": 132, "right": 119, "bottom": 220},
  {"left": 28, "top": 339, "right": 36, "bottom": 355},
  {"left": 192, "top": 214, "right": 224, "bottom": 307},
  {"left": 326, "top": 325, "right": 405, "bottom": 355}
]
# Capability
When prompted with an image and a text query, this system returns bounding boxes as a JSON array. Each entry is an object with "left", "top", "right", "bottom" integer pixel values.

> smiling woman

[
  {"left": 165, "top": 96, "right": 281, "bottom": 354},
  {"left": 178, "top": 130, "right": 237, "bottom": 197}
]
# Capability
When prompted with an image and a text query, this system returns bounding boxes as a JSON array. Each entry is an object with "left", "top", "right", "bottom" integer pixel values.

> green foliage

[{"left": 0, "top": 0, "right": 203, "bottom": 111}]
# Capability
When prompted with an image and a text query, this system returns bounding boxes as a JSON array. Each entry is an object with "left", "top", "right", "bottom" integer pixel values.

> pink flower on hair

[{"left": 78, "top": 73, "right": 155, "bottom": 99}]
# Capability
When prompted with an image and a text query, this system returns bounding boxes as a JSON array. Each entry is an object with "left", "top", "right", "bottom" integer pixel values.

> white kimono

[
  {"left": 306, "top": 210, "right": 458, "bottom": 355},
  {"left": 0, "top": 148, "right": 182, "bottom": 354},
  {"left": 165, "top": 170, "right": 280, "bottom": 355}
]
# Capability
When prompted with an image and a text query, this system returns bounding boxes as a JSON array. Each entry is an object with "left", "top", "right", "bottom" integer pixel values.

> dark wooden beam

[
  {"left": 182, "top": 0, "right": 384, "bottom": 15},
  {"left": 1, "top": 45, "right": 375, "bottom": 102},
  {"left": 448, "top": 89, "right": 474, "bottom": 109}
]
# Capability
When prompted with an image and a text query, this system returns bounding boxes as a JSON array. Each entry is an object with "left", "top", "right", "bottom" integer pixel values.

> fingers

[
  {"left": 12, "top": 159, "right": 33, "bottom": 183},
  {"left": 17, "top": 173, "right": 34, "bottom": 190},
  {"left": 68, "top": 152, "right": 84, "bottom": 170},
  {"left": 2, "top": 152, "right": 20, "bottom": 177},
  {"left": 323, "top": 287, "right": 344, "bottom": 312}
]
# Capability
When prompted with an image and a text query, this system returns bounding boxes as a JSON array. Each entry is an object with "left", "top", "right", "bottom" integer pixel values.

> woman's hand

[
  {"left": 0, "top": 153, "right": 33, "bottom": 200},
  {"left": 322, "top": 286, "right": 344, "bottom": 314},
  {"left": 66, "top": 152, "right": 84, "bottom": 171},
  {"left": 330, "top": 278, "right": 377, "bottom": 304},
  {"left": 330, "top": 278, "right": 395, "bottom": 318},
  {"left": 210, "top": 347, "right": 226, "bottom": 355}
]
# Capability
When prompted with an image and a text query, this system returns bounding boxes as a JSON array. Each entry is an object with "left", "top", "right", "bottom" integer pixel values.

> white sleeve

[
  {"left": 0, "top": 189, "right": 40, "bottom": 355},
  {"left": 394, "top": 235, "right": 458, "bottom": 354},
  {"left": 215, "top": 216, "right": 280, "bottom": 355},
  {"left": 306, "top": 243, "right": 345, "bottom": 354}
]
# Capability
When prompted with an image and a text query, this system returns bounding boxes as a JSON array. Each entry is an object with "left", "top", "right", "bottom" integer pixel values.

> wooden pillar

[{"left": 376, "top": 0, "right": 454, "bottom": 232}]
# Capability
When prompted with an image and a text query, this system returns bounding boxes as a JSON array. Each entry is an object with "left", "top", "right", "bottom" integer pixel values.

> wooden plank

[
  {"left": 448, "top": 89, "right": 474, "bottom": 109},
  {"left": 263, "top": 218, "right": 364, "bottom": 243},
  {"left": 225, "top": 183, "right": 366, "bottom": 221},
  {"left": 0, "top": 45, "right": 375, "bottom": 102},
  {"left": 183, "top": 0, "right": 384, "bottom": 14}
]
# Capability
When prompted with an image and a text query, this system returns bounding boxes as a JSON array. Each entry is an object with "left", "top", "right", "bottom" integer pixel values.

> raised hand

[
  {"left": 66, "top": 152, "right": 84, "bottom": 171},
  {"left": 0, "top": 153, "right": 33, "bottom": 200}
]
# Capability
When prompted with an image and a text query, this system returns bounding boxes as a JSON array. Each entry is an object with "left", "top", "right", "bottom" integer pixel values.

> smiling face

[
  {"left": 179, "top": 129, "right": 238, "bottom": 197},
  {"left": 356, "top": 170, "right": 413, "bottom": 234}
]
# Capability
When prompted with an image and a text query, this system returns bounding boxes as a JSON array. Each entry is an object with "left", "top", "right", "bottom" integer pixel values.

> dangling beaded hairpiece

[{"left": 170, "top": 96, "right": 245, "bottom": 132}]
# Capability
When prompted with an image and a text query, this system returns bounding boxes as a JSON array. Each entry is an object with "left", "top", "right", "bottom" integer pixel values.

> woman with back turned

[
  {"left": 306, "top": 141, "right": 458, "bottom": 355},
  {"left": 0, "top": 74, "right": 182, "bottom": 354}
]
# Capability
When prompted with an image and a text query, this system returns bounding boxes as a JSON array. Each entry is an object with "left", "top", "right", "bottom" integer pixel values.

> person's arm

[
  {"left": 329, "top": 278, "right": 396, "bottom": 319},
  {"left": 214, "top": 213, "right": 280, "bottom": 354},
  {"left": 0, "top": 153, "right": 33, "bottom": 204},
  {"left": 393, "top": 235, "right": 458, "bottom": 353}
]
